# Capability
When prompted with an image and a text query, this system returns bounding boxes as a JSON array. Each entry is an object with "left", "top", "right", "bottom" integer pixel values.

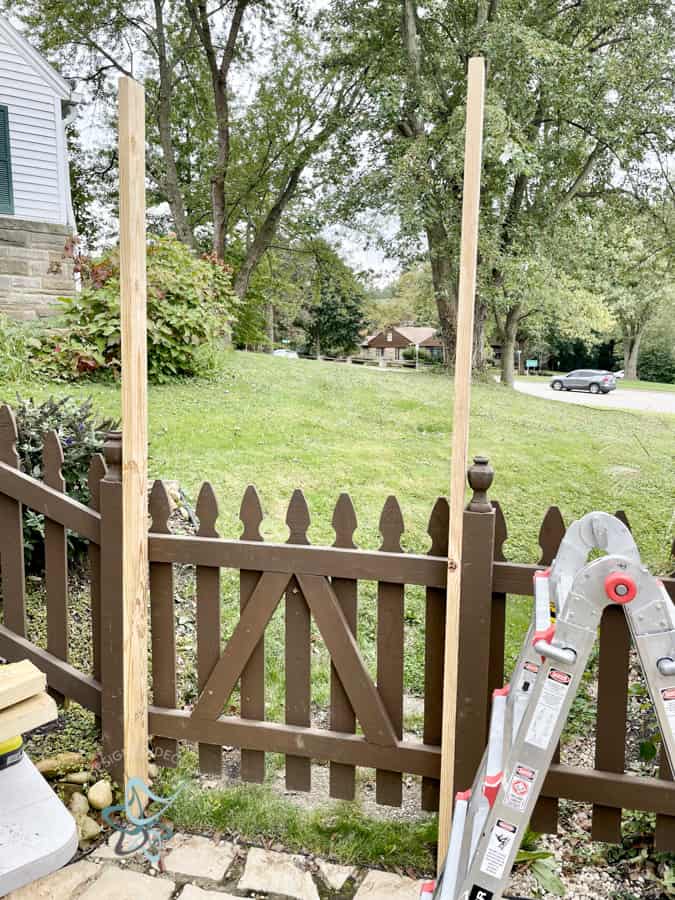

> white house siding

[{"left": 0, "top": 30, "right": 64, "bottom": 224}]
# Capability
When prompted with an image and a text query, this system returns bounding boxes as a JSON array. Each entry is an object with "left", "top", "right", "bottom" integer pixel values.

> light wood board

[
  {"left": 0, "top": 693, "right": 57, "bottom": 743},
  {"left": 0, "top": 660, "right": 46, "bottom": 711},
  {"left": 438, "top": 56, "right": 487, "bottom": 870}
]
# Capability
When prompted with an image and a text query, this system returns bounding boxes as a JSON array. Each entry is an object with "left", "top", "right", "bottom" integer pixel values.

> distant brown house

[{"left": 362, "top": 325, "right": 443, "bottom": 361}]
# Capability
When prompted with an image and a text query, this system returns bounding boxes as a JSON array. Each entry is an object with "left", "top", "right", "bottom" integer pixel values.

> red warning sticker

[{"left": 504, "top": 763, "right": 538, "bottom": 812}]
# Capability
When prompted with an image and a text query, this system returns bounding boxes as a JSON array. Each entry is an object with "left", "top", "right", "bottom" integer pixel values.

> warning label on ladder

[
  {"left": 525, "top": 668, "right": 572, "bottom": 750},
  {"left": 479, "top": 818, "right": 518, "bottom": 880},
  {"left": 661, "top": 688, "right": 675, "bottom": 736},
  {"left": 504, "top": 763, "right": 538, "bottom": 812}
]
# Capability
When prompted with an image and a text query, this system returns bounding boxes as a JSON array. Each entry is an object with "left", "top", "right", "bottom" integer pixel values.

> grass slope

[{"left": 2, "top": 351, "right": 672, "bottom": 567}]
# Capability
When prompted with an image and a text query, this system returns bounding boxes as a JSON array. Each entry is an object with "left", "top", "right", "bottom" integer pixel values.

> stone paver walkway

[{"left": 7, "top": 831, "right": 429, "bottom": 899}]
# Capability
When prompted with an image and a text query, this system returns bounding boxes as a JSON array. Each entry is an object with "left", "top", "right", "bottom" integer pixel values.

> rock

[
  {"left": 36, "top": 751, "right": 84, "bottom": 778},
  {"left": 61, "top": 770, "right": 91, "bottom": 785},
  {"left": 316, "top": 859, "right": 356, "bottom": 891},
  {"left": 78, "top": 815, "right": 101, "bottom": 842},
  {"left": 238, "top": 848, "right": 319, "bottom": 900},
  {"left": 148, "top": 762, "right": 159, "bottom": 779},
  {"left": 88, "top": 779, "right": 113, "bottom": 810},
  {"left": 69, "top": 792, "right": 90, "bottom": 817},
  {"left": 163, "top": 834, "right": 236, "bottom": 881}
]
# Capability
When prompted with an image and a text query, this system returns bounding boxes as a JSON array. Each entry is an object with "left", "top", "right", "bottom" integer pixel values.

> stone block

[
  {"left": 0, "top": 258, "right": 30, "bottom": 276},
  {"left": 12, "top": 276, "right": 42, "bottom": 290},
  {"left": 0, "top": 229, "right": 29, "bottom": 247},
  {"left": 163, "top": 834, "right": 237, "bottom": 881},
  {"left": 41, "top": 274, "right": 75, "bottom": 292},
  {"left": 354, "top": 870, "right": 425, "bottom": 899},
  {"left": 6, "top": 860, "right": 101, "bottom": 898},
  {"left": 178, "top": 886, "right": 241, "bottom": 900},
  {"left": 238, "top": 848, "right": 319, "bottom": 900},
  {"left": 317, "top": 859, "right": 357, "bottom": 891},
  {"left": 79, "top": 865, "right": 175, "bottom": 900}
]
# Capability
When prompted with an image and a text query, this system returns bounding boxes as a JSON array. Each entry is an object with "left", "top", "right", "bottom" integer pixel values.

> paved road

[{"left": 514, "top": 380, "right": 675, "bottom": 414}]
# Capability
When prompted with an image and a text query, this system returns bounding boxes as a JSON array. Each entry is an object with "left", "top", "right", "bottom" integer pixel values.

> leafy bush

[
  {"left": 0, "top": 315, "right": 31, "bottom": 381},
  {"left": 36, "top": 237, "right": 237, "bottom": 383},
  {"left": 638, "top": 346, "right": 675, "bottom": 384},
  {"left": 13, "top": 396, "right": 118, "bottom": 571}
]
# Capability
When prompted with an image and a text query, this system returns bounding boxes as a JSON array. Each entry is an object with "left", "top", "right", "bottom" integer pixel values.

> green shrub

[
  {"left": 36, "top": 237, "right": 237, "bottom": 383},
  {"left": 638, "top": 346, "right": 675, "bottom": 384},
  {"left": 0, "top": 315, "right": 31, "bottom": 381},
  {"left": 13, "top": 395, "right": 118, "bottom": 571}
]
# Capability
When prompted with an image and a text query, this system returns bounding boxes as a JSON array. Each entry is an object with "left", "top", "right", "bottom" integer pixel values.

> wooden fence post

[
  {"left": 454, "top": 456, "right": 496, "bottom": 795},
  {"left": 99, "top": 431, "right": 125, "bottom": 782}
]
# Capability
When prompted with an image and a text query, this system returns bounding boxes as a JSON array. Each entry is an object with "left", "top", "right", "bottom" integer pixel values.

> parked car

[
  {"left": 272, "top": 349, "right": 299, "bottom": 359},
  {"left": 550, "top": 370, "right": 617, "bottom": 394}
]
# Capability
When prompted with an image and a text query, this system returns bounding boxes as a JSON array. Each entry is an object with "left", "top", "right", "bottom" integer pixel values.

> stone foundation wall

[{"left": 0, "top": 216, "right": 76, "bottom": 321}]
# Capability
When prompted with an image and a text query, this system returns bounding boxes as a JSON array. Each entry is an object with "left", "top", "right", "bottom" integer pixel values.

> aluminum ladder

[{"left": 425, "top": 512, "right": 675, "bottom": 900}]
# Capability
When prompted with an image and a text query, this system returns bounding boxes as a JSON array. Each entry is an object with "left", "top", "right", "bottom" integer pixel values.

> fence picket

[
  {"left": 0, "top": 405, "right": 25, "bottom": 636},
  {"left": 376, "top": 495, "right": 405, "bottom": 806},
  {"left": 88, "top": 453, "right": 106, "bottom": 684},
  {"left": 422, "top": 496, "right": 448, "bottom": 810},
  {"left": 329, "top": 493, "right": 358, "bottom": 800},
  {"left": 285, "top": 489, "right": 311, "bottom": 791},
  {"left": 149, "top": 480, "right": 178, "bottom": 768},
  {"left": 196, "top": 482, "right": 222, "bottom": 775},
  {"left": 591, "top": 510, "right": 631, "bottom": 841},
  {"left": 488, "top": 500, "right": 507, "bottom": 697},
  {"left": 530, "top": 505, "right": 566, "bottom": 834},
  {"left": 43, "top": 431, "right": 68, "bottom": 702},
  {"left": 240, "top": 485, "right": 266, "bottom": 783}
]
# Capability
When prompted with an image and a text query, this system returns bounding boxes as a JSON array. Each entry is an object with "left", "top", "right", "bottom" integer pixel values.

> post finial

[
  {"left": 103, "top": 431, "right": 122, "bottom": 482},
  {"left": 467, "top": 455, "right": 494, "bottom": 512}
]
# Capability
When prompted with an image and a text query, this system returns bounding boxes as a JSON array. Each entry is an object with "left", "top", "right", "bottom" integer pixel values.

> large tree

[
  {"left": 7, "top": 0, "right": 366, "bottom": 300},
  {"left": 325, "top": 0, "right": 675, "bottom": 378}
]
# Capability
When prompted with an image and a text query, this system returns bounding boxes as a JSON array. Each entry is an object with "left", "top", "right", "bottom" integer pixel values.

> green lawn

[{"left": 3, "top": 351, "right": 672, "bottom": 568}]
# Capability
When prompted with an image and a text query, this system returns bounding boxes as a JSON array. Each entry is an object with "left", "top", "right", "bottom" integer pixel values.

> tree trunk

[
  {"left": 153, "top": 0, "right": 194, "bottom": 247},
  {"left": 425, "top": 221, "right": 457, "bottom": 367},
  {"left": 211, "top": 71, "right": 229, "bottom": 259},
  {"left": 266, "top": 303, "right": 274, "bottom": 350},
  {"left": 623, "top": 331, "right": 641, "bottom": 379},
  {"left": 500, "top": 304, "right": 521, "bottom": 387},
  {"left": 473, "top": 299, "right": 488, "bottom": 371}
]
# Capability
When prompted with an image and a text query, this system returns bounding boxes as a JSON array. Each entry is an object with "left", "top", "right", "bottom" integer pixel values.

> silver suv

[{"left": 550, "top": 370, "right": 617, "bottom": 394}]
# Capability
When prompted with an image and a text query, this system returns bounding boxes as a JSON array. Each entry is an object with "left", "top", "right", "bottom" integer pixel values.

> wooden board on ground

[
  {"left": 0, "top": 660, "right": 46, "bottom": 711},
  {"left": 0, "top": 692, "right": 57, "bottom": 742}
]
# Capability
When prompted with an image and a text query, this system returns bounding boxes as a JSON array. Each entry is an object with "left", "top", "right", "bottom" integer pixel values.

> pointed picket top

[
  {"left": 240, "top": 485, "right": 264, "bottom": 542},
  {"left": 332, "top": 493, "right": 358, "bottom": 549},
  {"left": 614, "top": 510, "right": 631, "bottom": 532},
  {"left": 427, "top": 497, "right": 449, "bottom": 557},
  {"left": 197, "top": 482, "right": 220, "bottom": 538},
  {"left": 286, "top": 489, "right": 310, "bottom": 545},
  {"left": 43, "top": 430, "right": 65, "bottom": 492},
  {"left": 149, "top": 480, "right": 172, "bottom": 535},
  {"left": 538, "top": 506, "right": 566, "bottom": 565},
  {"left": 492, "top": 500, "right": 507, "bottom": 562},
  {"left": 87, "top": 453, "right": 107, "bottom": 512},
  {"left": 379, "top": 495, "right": 404, "bottom": 553},
  {"left": 0, "top": 404, "right": 19, "bottom": 468}
]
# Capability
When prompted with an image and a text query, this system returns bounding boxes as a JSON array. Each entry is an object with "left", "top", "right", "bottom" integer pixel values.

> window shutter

[{"left": 0, "top": 106, "right": 14, "bottom": 215}]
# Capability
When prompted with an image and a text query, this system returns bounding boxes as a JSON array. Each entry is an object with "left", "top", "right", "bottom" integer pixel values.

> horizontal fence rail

[{"left": 0, "top": 404, "right": 674, "bottom": 850}]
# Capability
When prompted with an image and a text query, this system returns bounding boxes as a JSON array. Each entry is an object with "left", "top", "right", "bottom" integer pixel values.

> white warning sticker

[
  {"left": 661, "top": 688, "right": 675, "bottom": 738},
  {"left": 504, "top": 763, "right": 538, "bottom": 812},
  {"left": 525, "top": 668, "right": 572, "bottom": 750},
  {"left": 479, "top": 818, "right": 518, "bottom": 880}
]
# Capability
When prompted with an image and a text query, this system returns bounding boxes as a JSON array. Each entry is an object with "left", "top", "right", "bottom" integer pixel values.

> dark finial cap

[
  {"left": 103, "top": 431, "right": 122, "bottom": 481},
  {"left": 467, "top": 455, "right": 494, "bottom": 512}
]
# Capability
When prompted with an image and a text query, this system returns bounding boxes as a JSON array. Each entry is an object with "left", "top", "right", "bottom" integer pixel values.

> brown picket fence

[{"left": 0, "top": 403, "right": 675, "bottom": 851}]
